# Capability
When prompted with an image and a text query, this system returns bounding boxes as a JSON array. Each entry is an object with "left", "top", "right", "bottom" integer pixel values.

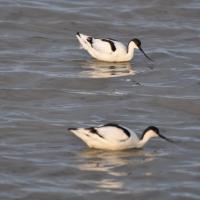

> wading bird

[
  {"left": 76, "top": 32, "right": 153, "bottom": 62},
  {"left": 68, "top": 123, "right": 173, "bottom": 150}
]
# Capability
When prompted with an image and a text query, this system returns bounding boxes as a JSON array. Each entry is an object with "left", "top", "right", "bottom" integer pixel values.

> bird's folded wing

[
  {"left": 92, "top": 39, "right": 115, "bottom": 54},
  {"left": 96, "top": 125, "right": 130, "bottom": 142}
]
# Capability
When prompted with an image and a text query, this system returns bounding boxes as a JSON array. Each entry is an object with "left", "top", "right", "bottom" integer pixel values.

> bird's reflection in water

[
  {"left": 97, "top": 178, "right": 123, "bottom": 189},
  {"left": 76, "top": 149, "right": 156, "bottom": 190},
  {"left": 77, "top": 149, "right": 156, "bottom": 176},
  {"left": 80, "top": 60, "right": 135, "bottom": 78}
]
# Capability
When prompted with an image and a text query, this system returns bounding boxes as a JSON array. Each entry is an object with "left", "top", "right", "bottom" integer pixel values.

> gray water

[{"left": 0, "top": 0, "right": 200, "bottom": 199}]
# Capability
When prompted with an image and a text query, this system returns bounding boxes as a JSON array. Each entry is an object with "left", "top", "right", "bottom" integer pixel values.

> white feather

[{"left": 96, "top": 125, "right": 130, "bottom": 141}]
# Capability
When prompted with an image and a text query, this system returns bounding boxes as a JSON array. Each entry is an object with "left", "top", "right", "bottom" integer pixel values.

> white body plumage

[
  {"left": 76, "top": 33, "right": 153, "bottom": 62},
  {"left": 68, "top": 124, "right": 173, "bottom": 150}
]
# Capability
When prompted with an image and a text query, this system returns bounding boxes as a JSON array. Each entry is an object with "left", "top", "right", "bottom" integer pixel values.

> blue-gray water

[{"left": 0, "top": 0, "right": 200, "bottom": 199}]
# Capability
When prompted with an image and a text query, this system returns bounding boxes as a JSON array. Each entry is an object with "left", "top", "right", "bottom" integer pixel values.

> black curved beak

[
  {"left": 159, "top": 133, "right": 174, "bottom": 143},
  {"left": 139, "top": 46, "right": 153, "bottom": 62}
]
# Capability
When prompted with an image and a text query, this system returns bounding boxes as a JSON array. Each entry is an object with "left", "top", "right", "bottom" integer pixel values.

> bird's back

[
  {"left": 69, "top": 123, "right": 141, "bottom": 150},
  {"left": 76, "top": 33, "right": 130, "bottom": 62}
]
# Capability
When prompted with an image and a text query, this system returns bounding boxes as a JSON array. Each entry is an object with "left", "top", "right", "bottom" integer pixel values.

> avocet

[
  {"left": 76, "top": 32, "right": 153, "bottom": 62},
  {"left": 68, "top": 123, "right": 173, "bottom": 150}
]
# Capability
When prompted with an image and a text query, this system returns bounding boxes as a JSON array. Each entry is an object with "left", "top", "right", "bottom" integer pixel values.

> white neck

[
  {"left": 136, "top": 130, "right": 157, "bottom": 148},
  {"left": 126, "top": 41, "right": 138, "bottom": 61}
]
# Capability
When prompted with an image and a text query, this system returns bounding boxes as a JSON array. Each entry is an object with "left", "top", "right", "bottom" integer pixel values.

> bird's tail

[
  {"left": 68, "top": 127, "right": 89, "bottom": 140},
  {"left": 76, "top": 32, "right": 92, "bottom": 50}
]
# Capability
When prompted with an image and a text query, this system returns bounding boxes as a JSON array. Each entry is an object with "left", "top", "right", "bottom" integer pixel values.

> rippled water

[{"left": 0, "top": 0, "right": 200, "bottom": 199}]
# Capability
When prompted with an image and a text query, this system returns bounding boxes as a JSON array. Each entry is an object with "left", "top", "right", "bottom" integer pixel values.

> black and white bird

[
  {"left": 76, "top": 32, "right": 153, "bottom": 62},
  {"left": 68, "top": 123, "right": 173, "bottom": 150}
]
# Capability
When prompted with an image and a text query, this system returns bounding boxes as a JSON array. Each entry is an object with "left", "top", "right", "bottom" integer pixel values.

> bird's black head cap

[
  {"left": 140, "top": 126, "right": 160, "bottom": 140},
  {"left": 132, "top": 38, "right": 141, "bottom": 47}
]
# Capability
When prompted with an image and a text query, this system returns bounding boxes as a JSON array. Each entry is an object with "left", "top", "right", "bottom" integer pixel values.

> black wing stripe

[
  {"left": 87, "top": 37, "right": 93, "bottom": 47},
  {"left": 103, "top": 123, "right": 131, "bottom": 138},
  {"left": 101, "top": 39, "right": 116, "bottom": 52},
  {"left": 87, "top": 127, "right": 104, "bottom": 138}
]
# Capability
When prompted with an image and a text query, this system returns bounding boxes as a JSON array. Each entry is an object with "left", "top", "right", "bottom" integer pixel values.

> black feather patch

[
  {"left": 87, "top": 37, "right": 93, "bottom": 47},
  {"left": 140, "top": 126, "right": 159, "bottom": 140},
  {"left": 87, "top": 127, "right": 104, "bottom": 138},
  {"left": 101, "top": 39, "right": 116, "bottom": 52},
  {"left": 103, "top": 123, "right": 131, "bottom": 138}
]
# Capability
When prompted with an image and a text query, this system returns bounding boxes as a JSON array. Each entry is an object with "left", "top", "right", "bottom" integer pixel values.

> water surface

[{"left": 0, "top": 0, "right": 200, "bottom": 199}]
